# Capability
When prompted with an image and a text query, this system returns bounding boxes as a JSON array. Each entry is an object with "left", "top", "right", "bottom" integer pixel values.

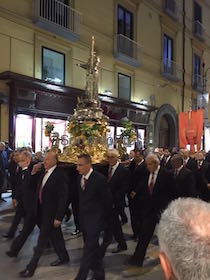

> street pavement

[{"left": 0, "top": 195, "right": 165, "bottom": 280}]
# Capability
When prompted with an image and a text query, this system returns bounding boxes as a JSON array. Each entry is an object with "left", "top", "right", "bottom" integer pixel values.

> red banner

[{"left": 179, "top": 109, "right": 204, "bottom": 152}]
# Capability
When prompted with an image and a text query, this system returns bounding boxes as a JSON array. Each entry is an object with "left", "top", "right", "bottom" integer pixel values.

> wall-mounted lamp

[
  {"left": 140, "top": 99, "right": 148, "bottom": 105},
  {"left": 103, "top": 90, "right": 112, "bottom": 96}
]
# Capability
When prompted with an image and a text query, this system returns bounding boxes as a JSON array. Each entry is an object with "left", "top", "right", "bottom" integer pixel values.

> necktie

[
  {"left": 39, "top": 170, "right": 48, "bottom": 204},
  {"left": 107, "top": 167, "right": 113, "bottom": 182},
  {"left": 81, "top": 178, "right": 87, "bottom": 190},
  {"left": 197, "top": 161, "right": 201, "bottom": 169},
  {"left": 149, "top": 172, "right": 155, "bottom": 194}
]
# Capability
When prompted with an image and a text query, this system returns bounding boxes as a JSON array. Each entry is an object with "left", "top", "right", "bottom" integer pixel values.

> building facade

[{"left": 0, "top": 0, "right": 210, "bottom": 151}]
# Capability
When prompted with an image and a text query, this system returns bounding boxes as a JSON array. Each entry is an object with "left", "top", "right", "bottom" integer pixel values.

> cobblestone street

[{"left": 0, "top": 195, "right": 164, "bottom": 279}]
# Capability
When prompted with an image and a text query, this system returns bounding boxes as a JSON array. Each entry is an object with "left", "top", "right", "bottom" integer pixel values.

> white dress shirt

[
  {"left": 81, "top": 167, "right": 93, "bottom": 188},
  {"left": 41, "top": 165, "right": 57, "bottom": 189},
  {"left": 109, "top": 161, "right": 119, "bottom": 177},
  {"left": 148, "top": 165, "right": 160, "bottom": 186}
]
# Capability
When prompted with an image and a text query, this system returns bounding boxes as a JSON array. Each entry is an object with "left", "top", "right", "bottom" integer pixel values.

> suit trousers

[
  {"left": 10, "top": 216, "right": 37, "bottom": 254},
  {"left": 128, "top": 196, "right": 141, "bottom": 237},
  {"left": 8, "top": 203, "right": 24, "bottom": 237},
  {"left": 100, "top": 209, "right": 126, "bottom": 257},
  {"left": 76, "top": 232, "right": 104, "bottom": 280},
  {"left": 133, "top": 211, "right": 157, "bottom": 264},
  {"left": 26, "top": 222, "right": 69, "bottom": 273}
]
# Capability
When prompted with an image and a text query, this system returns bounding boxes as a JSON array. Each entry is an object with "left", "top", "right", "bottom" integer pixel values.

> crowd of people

[{"left": 1, "top": 144, "right": 210, "bottom": 279}]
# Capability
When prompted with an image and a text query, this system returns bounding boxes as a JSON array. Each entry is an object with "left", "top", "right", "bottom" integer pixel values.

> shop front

[{"left": 0, "top": 72, "right": 156, "bottom": 152}]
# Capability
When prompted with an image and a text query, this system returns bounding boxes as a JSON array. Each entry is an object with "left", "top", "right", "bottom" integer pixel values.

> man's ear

[{"left": 159, "top": 252, "right": 174, "bottom": 280}]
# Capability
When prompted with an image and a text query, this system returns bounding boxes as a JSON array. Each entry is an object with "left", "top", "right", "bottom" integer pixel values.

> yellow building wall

[{"left": 0, "top": 0, "right": 210, "bottom": 141}]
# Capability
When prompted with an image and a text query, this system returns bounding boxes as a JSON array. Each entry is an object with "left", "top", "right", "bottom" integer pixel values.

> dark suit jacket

[
  {"left": 129, "top": 160, "right": 148, "bottom": 193},
  {"left": 35, "top": 166, "right": 69, "bottom": 225},
  {"left": 106, "top": 163, "right": 129, "bottom": 212},
  {"left": 78, "top": 170, "right": 112, "bottom": 235},
  {"left": 163, "top": 156, "right": 173, "bottom": 170},
  {"left": 186, "top": 158, "right": 197, "bottom": 173},
  {"left": 135, "top": 167, "right": 174, "bottom": 216},
  {"left": 195, "top": 161, "right": 210, "bottom": 201},
  {"left": 174, "top": 167, "right": 197, "bottom": 198}
]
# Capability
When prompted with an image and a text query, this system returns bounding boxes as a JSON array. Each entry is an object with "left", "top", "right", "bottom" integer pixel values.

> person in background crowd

[
  {"left": 127, "top": 153, "right": 174, "bottom": 267},
  {"left": 179, "top": 148, "right": 197, "bottom": 172},
  {"left": 171, "top": 154, "right": 197, "bottom": 198},
  {"left": 163, "top": 148, "right": 172, "bottom": 170},
  {"left": 194, "top": 152, "right": 210, "bottom": 201},
  {"left": 73, "top": 154, "right": 112, "bottom": 280},
  {"left": 157, "top": 198, "right": 210, "bottom": 280},
  {"left": 0, "top": 141, "right": 6, "bottom": 202},
  {"left": 158, "top": 147, "right": 165, "bottom": 166},
  {"left": 4, "top": 141, "right": 13, "bottom": 159},
  {"left": 6, "top": 151, "right": 34, "bottom": 257},
  {"left": 100, "top": 149, "right": 129, "bottom": 256},
  {"left": 2, "top": 151, "right": 23, "bottom": 238},
  {"left": 128, "top": 149, "right": 148, "bottom": 239},
  {"left": 34, "top": 151, "right": 44, "bottom": 163}
]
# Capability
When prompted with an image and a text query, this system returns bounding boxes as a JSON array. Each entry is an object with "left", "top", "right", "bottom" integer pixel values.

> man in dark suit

[
  {"left": 128, "top": 153, "right": 174, "bottom": 267},
  {"left": 19, "top": 151, "right": 69, "bottom": 278},
  {"left": 128, "top": 149, "right": 148, "bottom": 238},
  {"left": 2, "top": 151, "right": 23, "bottom": 238},
  {"left": 171, "top": 154, "right": 197, "bottom": 198},
  {"left": 180, "top": 149, "right": 197, "bottom": 172},
  {"left": 100, "top": 149, "right": 129, "bottom": 256},
  {"left": 74, "top": 154, "right": 112, "bottom": 280},
  {"left": 163, "top": 148, "right": 173, "bottom": 170},
  {"left": 194, "top": 152, "right": 210, "bottom": 201},
  {"left": 5, "top": 151, "right": 35, "bottom": 256}
]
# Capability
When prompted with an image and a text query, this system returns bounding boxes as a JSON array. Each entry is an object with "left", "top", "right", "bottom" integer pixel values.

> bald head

[{"left": 44, "top": 151, "right": 58, "bottom": 170}]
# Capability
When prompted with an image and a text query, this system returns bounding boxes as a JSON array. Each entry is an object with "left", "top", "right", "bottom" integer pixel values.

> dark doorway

[{"left": 159, "top": 115, "right": 170, "bottom": 148}]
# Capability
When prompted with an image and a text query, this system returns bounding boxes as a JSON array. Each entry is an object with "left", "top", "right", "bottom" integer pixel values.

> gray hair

[
  {"left": 157, "top": 198, "right": 210, "bottom": 280},
  {"left": 107, "top": 149, "right": 120, "bottom": 158},
  {"left": 145, "top": 153, "right": 160, "bottom": 164},
  {"left": 20, "top": 151, "right": 32, "bottom": 160}
]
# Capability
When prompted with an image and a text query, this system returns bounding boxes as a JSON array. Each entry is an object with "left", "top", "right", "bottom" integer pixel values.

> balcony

[
  {"left": 164, "top": 0, "right": 177, "bottom": 20},
  {"left": 114, "top": 34, "right": 143, "bottom": 67},
  {"left": 161, "top": 59, "right": 183, "bottom": 81},
  {"left": 33, "top": 0, "right": 82, "bottom": 41},
  {"left": 193, "top": 21, "right": 206, "bottom": 41},
  {"left": 192, "top": 74, "right": 203, "bottom": 92}
]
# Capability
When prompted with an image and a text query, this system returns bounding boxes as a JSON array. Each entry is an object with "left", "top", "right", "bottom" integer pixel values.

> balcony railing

[
  {"left": 162, "top": 59, "right": 183, "bottom": 81},
  {"left": 33, "top": 0, "right": 82, "bottom": 41},
  {"left": 164, "top": 0, "right": 177, "bottom": 20},
  {"left": 192, "top": 74, "right": 203, "bottom": 92},
  {"left": 114, "top": 34, "right": 143, "bottom": 67},
  {"left": 193, "top": 20, "right": 205, "bottom": 41}
]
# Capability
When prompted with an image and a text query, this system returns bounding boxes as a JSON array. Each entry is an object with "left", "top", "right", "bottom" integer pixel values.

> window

[
  {"left": 193, "top": 54, "right": 202, "bottom": 87},
  {"left": 194, "top": 54, "right": 201, "bottom": 75},
  {"left": 42, "top": 47, "right": 65, "bottom": 85},
  {"left": 163, "top": 34, "right": 174, "bottom": 74},
  {"left": 118, "top": 73, "right": 131, "bottom": 101},
  {"left": 194, "top": 2, "right": 203, "bottom": 37},
  {"left": 118, "top": 5, "right": 133, "bottom": 39},
  {"left": 194, "top": 2, "right": 202, "bottom": 23}
]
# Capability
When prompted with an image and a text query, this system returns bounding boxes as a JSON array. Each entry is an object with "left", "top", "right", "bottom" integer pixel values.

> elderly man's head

[
  {"left": 157, "top": 198, "right": 210, "bottom": 280},
  {"left": 145, "top": 153, "right": 160, "bottom": 173},
  {"left": 171, "top": 154, "right": 183, "bottom": 169},
  {"left": 107, "top": 149, "right": 119, "bottom": 166}
]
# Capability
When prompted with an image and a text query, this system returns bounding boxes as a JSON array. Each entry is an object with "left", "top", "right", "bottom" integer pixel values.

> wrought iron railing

[
  {"left": 34, "top": 0, "right": 82, "bottom": 33},
  {"left": 192, "top": 74, "right": 203, "bottom": 91},
  {"left": 114, "top": 34, "right": 143, "bottom": 64},
  {"left": 193, "top": 20, "right": 205, "bottom": 40},
  {"left": 162, "top": 58, "right": 183, "bottom": 81},
  {"left": 164, "top": 0, "right": 177, "bottom": 18}
]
